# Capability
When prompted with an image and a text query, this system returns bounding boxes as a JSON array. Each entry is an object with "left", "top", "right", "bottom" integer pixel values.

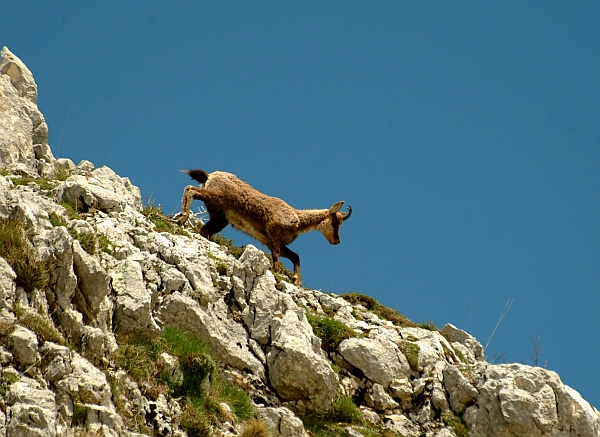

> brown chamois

[{"left": 178, "top": 169, "right": 352, "bottom": 285}]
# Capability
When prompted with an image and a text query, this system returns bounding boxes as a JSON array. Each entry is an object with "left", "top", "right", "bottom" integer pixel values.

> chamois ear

[{"left": 329, "top": 201, "right": 344, "bottom": 214}]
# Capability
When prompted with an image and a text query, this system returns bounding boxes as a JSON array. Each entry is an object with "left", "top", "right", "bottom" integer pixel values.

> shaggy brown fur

[{"left": 178, "top": 169, "right": 352, "bottom": 285}]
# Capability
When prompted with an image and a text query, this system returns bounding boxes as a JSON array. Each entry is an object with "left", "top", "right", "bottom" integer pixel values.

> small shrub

[
  {"left": 397, "top": 340, "right": 420, "bottom": 372},
  {"left": 72, "top": 402, "right": 89, "bottom": 427},
  {"left": 302, "top": 398, "right": 368, "bottom": 437},
  {"left": 306, "top": 312, "right": 359, "bottom": 352},
  {"left": 340, "top": 292, "right": 427, "bottom": 329},
  {"left": 181, "top": 398, "right": 212, "bottom": 437},
  {"left": 142, "top": 201, "right": 188, "bottom": 236},
  {"left": 0, "top": 218, "right": 49, "bottom": 293},
  {"left": 241, "top": 418, "right": 271, "bottom": 437},
  {"left": 219, "top": 382, "right": 254, "bottom": 421},
  {"left": 0, "top": 319, "right": 15, "bottom": 337},
  {"left": 59, "top": 201, "right": 81, "bottom": 220},
  {"left": 9, "top": 176, "right": 56, "bottom": 191},
  {"left": 49, "top": 212, "right": 68, "bottom": 227},
  {"left": 441, "top": 411, "right": 468, "bottom": 437},
  {"left": 16, "top": 306, "right": 66, "bottom": 345},
  {"left": 331, "top": 395, "right": 365, "bottom": 425},
  {"left": 216, "top": 261, "right": 228, "bottom": 276},
  {"left": 210, "top": 234, "right": 247, "bottom": 259},
  {"left": 69, "top": 229, "right": 116, "bottom": 257}
]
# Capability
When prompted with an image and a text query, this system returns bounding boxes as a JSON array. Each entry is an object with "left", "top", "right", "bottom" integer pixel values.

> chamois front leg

[
  {"left": 178, "top": 185, "right": 196, "bottom": 224},
  {"left": 178, "top": 185, "right": 207, "bottom": 225},
  {"left": 281, "top": 245, "right": 302, "bottom": 286}
]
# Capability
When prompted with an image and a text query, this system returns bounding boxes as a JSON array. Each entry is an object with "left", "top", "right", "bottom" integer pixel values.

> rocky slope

[{"left": 0, "top": 46, "right": 599, "bottom": 437}]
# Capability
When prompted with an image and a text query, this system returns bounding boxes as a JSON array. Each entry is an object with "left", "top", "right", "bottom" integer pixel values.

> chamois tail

[{"left": 184, "top": 169, "right": 209, "bottom": 184}]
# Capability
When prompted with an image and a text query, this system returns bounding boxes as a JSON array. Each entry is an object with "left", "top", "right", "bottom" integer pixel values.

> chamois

[{"left": 178, "top": 169, "right": 352, "bottom": 285}]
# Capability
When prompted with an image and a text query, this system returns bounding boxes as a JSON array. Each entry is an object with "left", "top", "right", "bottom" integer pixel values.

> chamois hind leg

[
  {"left": 280, "top": 244, "right": 302, "bottom": 286},
  {"left": 200, "top": 209, "right": 228, "bottom": 240}
]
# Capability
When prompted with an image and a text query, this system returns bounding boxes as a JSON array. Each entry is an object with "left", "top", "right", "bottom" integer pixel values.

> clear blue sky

[{"left": 3, "top": 1, "right": 599, "bottom": 406}]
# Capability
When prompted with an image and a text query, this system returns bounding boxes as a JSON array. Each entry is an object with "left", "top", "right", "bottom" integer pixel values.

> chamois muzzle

[{"left": 342, "top": 205, "right": 352, "bottom": 221}]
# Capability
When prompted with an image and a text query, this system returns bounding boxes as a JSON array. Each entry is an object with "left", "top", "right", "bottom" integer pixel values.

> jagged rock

[
  {"left": 267, "top": 305, "right": 338, "bottom": 412},
  {"left": 382, "top": 413, "right": 420, "bottom": 437},
  {"left": 388, "top": 377, "right": 413, "bottom": 410},
  {"left": 465, "top": 363, "right": 600, "bottom": 437},
  {"left": 256, "top": 406, "right": 309, "bottom": 437},
  {"left": 443, "top": 365, "right": 478, "bottom": 414},
  {"left": 7, "top": 325, "right": 39, "bottom": 367},
  {"left": 157, "top": 292, "right": 265, "bottom": 378},
  {"left": 5, "top": 377, "right": 57, "bottom": 437},
  {"left": 34, "top": 226, "right": 77, "bottom": 311},
  {"left": 365, "top": 383, "right": 399, "bottom": 411},
  {"left": 81, "top": 325, "right": 118, "bottom": 366},
  {"left": 72, "top": 239, "right": 110, "bottom": 317},
  {"left": 55, "top": 352, "right": 113, "bottom": 407},
  {"left": 0, "top": 257, "right": 16, "bottom": 310},
  {"left": 434, "top": 429, "right": 456, "bottom": 437},
  {"left": 110, "top": 259, "right": 160, "bottom": 335},
  {"left": 158, "top": 352, "right": 184, "bottom": 386},
  {"left": 339, "top": 336, "right": 410, "bottom": 388},
  {"left": 54, "top": 166, "right": 142, "bottom": 214},
  {"left": 0, "top": 47, "right": 53, "bottom": 172},
  {"left": 441, "top": 323, "right": 484, "bottom": 363},
  {"left": 40, "top": 342, "right": 73, "bottom": 382}
]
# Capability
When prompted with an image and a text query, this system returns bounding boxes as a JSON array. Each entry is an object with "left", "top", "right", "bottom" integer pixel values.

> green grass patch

[
  {"left": 397, "top": 340, "right": 420, "bottom": 372},
  {"left": 8, "top": 176, "right": 57, "bottom": 192},
  {"left": 306, "top": 312, "right": 360, "bottom": 352},
  {"left": 0, "top": 218, "right": 49, "bottom": 293},
  {"left": 302, "top": 396, "right": 367, "bottom": 437},
  {"left": 115, "top": 327, "right": 255, "bottom": 435},
  {"left": 441, "top": 411, "right": 468, "bottom": 437},
  {"left": 341, "top": 292, "right": 432, "bottom": 329},
  {"left": 142, "top": 201, "right": 189, "bottom": 236},
  {"left": 15, "top": 305, "right": 66, "bottom": 345}
]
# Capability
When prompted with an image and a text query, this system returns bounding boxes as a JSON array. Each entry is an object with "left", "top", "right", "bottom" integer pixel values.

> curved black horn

[{"left": 342, "top": 205, "right": 352, "bottom": 221}]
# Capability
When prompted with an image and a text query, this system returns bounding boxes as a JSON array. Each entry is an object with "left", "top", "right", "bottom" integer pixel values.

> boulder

[
  {"left": 267, "top": 308, "right": 338, "bottom": 411},
  {"left": 339, "top": 336, "right": 410, "bottom": 388},
  {"left": 0, "top": 47, "right": 53, "bottom": 172},
  {"left": 465, "top": 363, "right": 600, "bottom": 437},
  {"left": 257, "top": 406, "right": 310, "bottom": 437},
  {"left": 7, "top": 325, "right": 39, "bottom": 367},
  {"left": 5, "top": 377, "right": 57, "bottom": 437}
]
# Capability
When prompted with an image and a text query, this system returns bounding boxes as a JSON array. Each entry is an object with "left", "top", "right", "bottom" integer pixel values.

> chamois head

[{"left": 318, "top": 201, "right": 353, "bottom": 245}]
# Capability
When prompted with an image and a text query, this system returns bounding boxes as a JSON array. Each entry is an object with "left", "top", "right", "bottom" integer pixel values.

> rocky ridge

[{"left": 0, "top": 46, "right": 599, "bottom": 437}]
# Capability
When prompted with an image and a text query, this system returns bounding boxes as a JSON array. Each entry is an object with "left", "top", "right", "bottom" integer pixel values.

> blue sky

[{"left": 3, "top": 2, "right": 599, "bottom": 406}]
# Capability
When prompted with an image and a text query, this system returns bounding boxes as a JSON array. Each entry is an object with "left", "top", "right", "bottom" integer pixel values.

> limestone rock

[
  {"left": 72, "top": 239, "right": 110, "bottom": 317},
  {"left": 267, "top": 308, "right": 338, "bottom": 411},
  {"left": 256, "top": 406, "right": 309, "bottom": 437},
  {"left": 365, "top": 383, "right": 399, "bottom": 411},
  {"left": 339, "top": 336, "right": 410, "bottom": 388},
  {"left": 0, "top": 47, "right": 53, "bottom": 172},
  {"left": 441, "top": 323, "right": 484, "bottom": 363},
  {"left": 110, "top": 259, "right": 159, "bottom": 335},
  {"left": 7, "top": 325, "right": 39, "bottom": 367},
  {"left": 466, "top": 363, "right": 600, "bottom": 437},
  {"left": 5, "top": 377, "right": 57, "bottom": 437},
  {"left": 157, "top": 292, "right": 265, "bottom": 378},
  {"left": 0, "top": 256, "right": 16, "bottom": 310},
  {"left": 443, "top": 365, "right": 478, "bottom": 414}
]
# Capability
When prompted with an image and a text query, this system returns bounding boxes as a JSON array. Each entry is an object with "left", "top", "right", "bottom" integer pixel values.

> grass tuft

[
  {"left": 0, "top": 218, "right": 49, "bottom": 293},
  {"left": 142, "top": 200, "right": 189, "bottom": 236},
  {"left": 115, "top": 327, "right": 255, "bottom": 435},
  {"left": 340, "top": 292, "right": 433, "bottom": 329},
  {"left": 15, "top": 305, "right": 66, "bottom": 345},
  {"left": 306, "top": 312, "right": 360, "bottom": 352}
]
